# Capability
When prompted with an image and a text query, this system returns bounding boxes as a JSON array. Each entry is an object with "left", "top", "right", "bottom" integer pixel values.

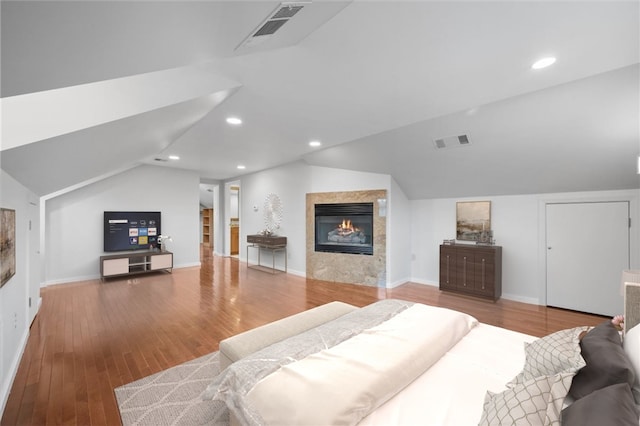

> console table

[
  {"left": 100, "top": 250, "right": 173, "bottom": 280},
  {"left": 246, "top": 235, "right": 287, "bottom": 274}
]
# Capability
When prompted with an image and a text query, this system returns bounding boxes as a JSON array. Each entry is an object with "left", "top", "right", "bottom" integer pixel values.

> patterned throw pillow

[
  {"left": 479, "top": 371, "right": 576, "bottom": 426},
  {"left": 509, "top": 326, "right": 589, "bottom": 386}
]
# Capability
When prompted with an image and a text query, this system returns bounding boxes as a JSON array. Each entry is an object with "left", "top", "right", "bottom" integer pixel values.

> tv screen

[{"left": 104, "top": 211, "right": 161, "bottom": 252}]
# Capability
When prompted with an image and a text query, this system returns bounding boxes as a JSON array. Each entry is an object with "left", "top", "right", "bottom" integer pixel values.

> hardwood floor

[{"left": 2, "top": 249, "right": 607, "bottom": 426}]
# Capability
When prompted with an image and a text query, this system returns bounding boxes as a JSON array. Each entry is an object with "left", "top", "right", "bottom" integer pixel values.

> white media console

[{"left": 100, "top": 250, "right": 173, "bottom": 280}]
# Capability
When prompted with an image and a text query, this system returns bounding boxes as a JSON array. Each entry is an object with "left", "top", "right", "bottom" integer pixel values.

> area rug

[{"left": 114, "top": 351, "right": 229, "bottom": 425}]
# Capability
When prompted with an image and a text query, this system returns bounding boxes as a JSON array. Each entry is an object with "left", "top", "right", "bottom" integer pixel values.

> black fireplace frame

[{"left": 314, "top": 202, "right": 374, "bottom": 255}]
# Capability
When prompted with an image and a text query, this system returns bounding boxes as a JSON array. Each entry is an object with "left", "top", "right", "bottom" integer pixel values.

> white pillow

[
  {"left": 623, "top": 323, "right": 640, "bottom": 403},
  {"left": 508, "top": 326, "right": 588, "bottom": 386}
]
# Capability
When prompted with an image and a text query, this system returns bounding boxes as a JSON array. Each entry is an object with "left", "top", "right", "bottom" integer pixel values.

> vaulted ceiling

[{"left": 1, "top": 0, "right": 638, "bottom": 199}]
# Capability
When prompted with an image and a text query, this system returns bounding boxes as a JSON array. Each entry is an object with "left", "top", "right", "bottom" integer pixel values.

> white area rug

[{"left": 114, "top": 351, "right": 229, "bottom": 425}]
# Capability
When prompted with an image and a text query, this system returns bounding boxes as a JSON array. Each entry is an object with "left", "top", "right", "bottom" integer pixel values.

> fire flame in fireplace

[{"left": 337, "top": 219, "right": 358, "bottom": 236}]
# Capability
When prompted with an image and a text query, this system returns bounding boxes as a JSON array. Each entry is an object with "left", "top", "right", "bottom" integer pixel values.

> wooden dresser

[{"left": 439, "top": 244, "right": 502, "bottom": 301}]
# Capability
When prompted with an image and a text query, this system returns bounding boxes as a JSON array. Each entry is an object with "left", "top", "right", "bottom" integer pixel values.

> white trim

[
  {"left": 408, "top": 278, "right": 438, "bottom": 287},
  {"left": 43, "top": 263, "right": 202, "bottom": 286},
  {"left": 386, "top": 277, "right": 413, "bottom": 288},
  {"left": 501, "top": 293, "right": 540, "bottom": 305},
  {"left": 285, "top": 268, "right": 306, "bottom": 278},
  {"left": 0, "top": 328, "right": 29, "bottom": 418},
  {"left": 407, "top": 280, "right": 540, "bottom": 304},
  {"left": 537, "top": 189, "right": 640, "bottom": 307}
]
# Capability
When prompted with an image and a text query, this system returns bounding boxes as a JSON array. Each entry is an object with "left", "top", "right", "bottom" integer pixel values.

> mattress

[
  {"left": 205, "top": 300, "right": 636, "bottom": 425},
  {"left": 360, "top": 323, "right": 536, "bottom": 425}
]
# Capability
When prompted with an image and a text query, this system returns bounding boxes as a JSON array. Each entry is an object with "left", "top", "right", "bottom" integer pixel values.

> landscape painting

[
  {"left": 456, "top": 201, "right": 491, "bottom": 241},
  {"left": 1, "top": 208, "right": 16, "bottom": 287}
]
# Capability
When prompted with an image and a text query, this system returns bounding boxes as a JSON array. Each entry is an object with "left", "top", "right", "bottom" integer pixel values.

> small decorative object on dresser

[
  {"left": 439, "top": 244, "right": 502, "bottom": 300},
  {"left": 476, "top": 229, "right": 494, "bottom": 245}
]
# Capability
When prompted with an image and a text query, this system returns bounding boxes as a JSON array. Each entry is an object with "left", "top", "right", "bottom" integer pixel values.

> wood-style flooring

[{"left": 2, "top": 248, "right": 607, "bottom": 425}]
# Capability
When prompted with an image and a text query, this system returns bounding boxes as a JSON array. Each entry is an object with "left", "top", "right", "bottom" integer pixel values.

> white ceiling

[{"left": 1, "top": 0, "right": 639, "bottom": 199}]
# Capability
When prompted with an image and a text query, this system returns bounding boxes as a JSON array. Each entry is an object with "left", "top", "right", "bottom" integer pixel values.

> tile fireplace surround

[{"left": 306, "top": 189, "right": 387, "bottom": 286}]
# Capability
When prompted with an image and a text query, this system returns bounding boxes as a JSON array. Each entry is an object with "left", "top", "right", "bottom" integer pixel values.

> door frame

[
  {"left": 537, "top": 189, "right": 640, "bottom": 306},
  {"left": 224, "top": 181, "right": 240, "bottom": 257}
]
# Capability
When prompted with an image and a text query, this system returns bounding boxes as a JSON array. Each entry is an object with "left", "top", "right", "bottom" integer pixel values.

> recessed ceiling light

[
  {"left": 531, "top": 57, "right": 556, "bottom": 70},
  {"left": 309, "top": 140, "right": 322, "bottom": 147},
  {"left": 237, "top": 164, "right": 246, "bottom": 170},
  {"left": 168, "top": 155, "right": 180, "bottom": 160},
  {"left": 226, "top": 117, "right": 242, "bottom": 125}
]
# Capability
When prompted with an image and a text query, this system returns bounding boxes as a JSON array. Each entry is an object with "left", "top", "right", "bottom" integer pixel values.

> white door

[{"left": 546, "top": 201, "right": 629, "bottom": 316}]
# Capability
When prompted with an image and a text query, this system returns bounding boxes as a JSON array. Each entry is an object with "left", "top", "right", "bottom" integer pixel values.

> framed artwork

[
  {"left": 1, "top": 208, "right": 16, "bottom": 287},
  {"left": 456, "top": 201, "right": 491, "bottom": 241}
]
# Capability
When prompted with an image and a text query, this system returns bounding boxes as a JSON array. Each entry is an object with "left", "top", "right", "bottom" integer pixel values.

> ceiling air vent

[
  {"left": 433, "top": 134, "right": 472, "bottom": 149},
  {"left": 434, "top": 139, "right": 447, "bottom": 149},
  {"left": 236, "top": 2, "right": 308, "bottom": 50}
]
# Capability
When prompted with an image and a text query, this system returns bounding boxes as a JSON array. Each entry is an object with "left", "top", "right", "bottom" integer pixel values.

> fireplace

[{"left": 314, "top": 202, "right": 373, "bottom": 255}]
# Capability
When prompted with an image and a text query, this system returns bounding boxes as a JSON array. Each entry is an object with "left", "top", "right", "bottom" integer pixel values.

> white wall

[
  {"left": 237, "top": 161, "right": 407, "bottom": 281},
  {"left": 0, "top": 170, "right": 40, "bottom": 415},
  {"left": 309, "top": 165, "right": 411, "bottom": 287},
  {"left": 212, "top": 184, "right": 222, "bottom": 256},
  {"left": 388, "top": 177, "right": 411, "bottom": 287},
  {"left": 240, "top": 162, "right": 312, "bottom": 276},
  {"left": 44, "top": 165, "right": 201, "bottom": 284},
  {"left": 230, "top": 188, "right": 239, "bottom": 218},
  {"left": 410, "top": 189, "right": 640, "bottom": 304}
]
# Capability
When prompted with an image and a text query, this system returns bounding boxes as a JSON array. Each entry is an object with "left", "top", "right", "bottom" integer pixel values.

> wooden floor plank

[{"left": 2, "top": 251, "right": 607, "bottom": 425}]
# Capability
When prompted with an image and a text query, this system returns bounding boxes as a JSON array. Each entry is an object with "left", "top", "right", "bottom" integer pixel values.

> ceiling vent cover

[
  {"left": 433, "top": 134, "right": 472, "bottom": 149},
  {"left": 236, "top": 2, "right": 308, "bottom": 50},
  {"left": 271, "top": 5, "right": 304, "bottom": 19}
]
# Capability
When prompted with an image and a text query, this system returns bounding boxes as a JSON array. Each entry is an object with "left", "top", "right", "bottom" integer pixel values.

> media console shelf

[{"left": 100, "top": 251, "right": 173, "bottom": 280}]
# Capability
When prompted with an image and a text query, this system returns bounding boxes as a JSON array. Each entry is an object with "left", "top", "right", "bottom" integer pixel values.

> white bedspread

[
  {"left": 359, "top": 323, "right": 536, "bottom": 425},
  {"left": 245, "top": 304, "right": 478, "bottom": 425}
]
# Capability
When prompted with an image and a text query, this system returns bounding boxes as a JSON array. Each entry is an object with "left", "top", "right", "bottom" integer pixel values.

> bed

[{"left": 201, "top": 298, "right": 640, "bottom": 425}]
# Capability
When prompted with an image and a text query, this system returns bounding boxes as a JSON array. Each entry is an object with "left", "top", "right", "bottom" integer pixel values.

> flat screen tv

[{"left": 104, "top": 211, "right": 161, "bottom": 252}]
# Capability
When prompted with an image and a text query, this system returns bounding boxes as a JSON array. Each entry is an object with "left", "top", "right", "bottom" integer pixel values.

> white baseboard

[
  {"left": 44, "top": 274, "right": 98, "bottom": 286},
  {"left": 406, "top": 280, "right": 541, "bottom": 305},
  {"left": 0, "top": 328, "right": 29, "bottom": 419},
  {"left": 386, "top": 277, "right": 413, "bottom": 288},
  {"left": 174, "top": 262, "right": 201, "bottom": 269},
  {"left": 284, "top": 268, "right": 305, "bottom": 278},
  {"left": 500, "top": 293, "right": 541, "bottom": 305},
  {"left": 407, "top": 278, "right": 439, "bottom": 287},
  {"left": 44, "top": 263, "right": 202, "bottom": 287}
]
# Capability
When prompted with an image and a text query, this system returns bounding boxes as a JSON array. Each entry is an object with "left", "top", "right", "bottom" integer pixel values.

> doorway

[
  {"left": 229, "top": 185, "right": 239, "bottom": 256},
  {"left": 199, "top": 183, "right": 217, "bottom": 260},
  {"left": 546, "top": 201, "right": 630, "bottom": 316}
]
